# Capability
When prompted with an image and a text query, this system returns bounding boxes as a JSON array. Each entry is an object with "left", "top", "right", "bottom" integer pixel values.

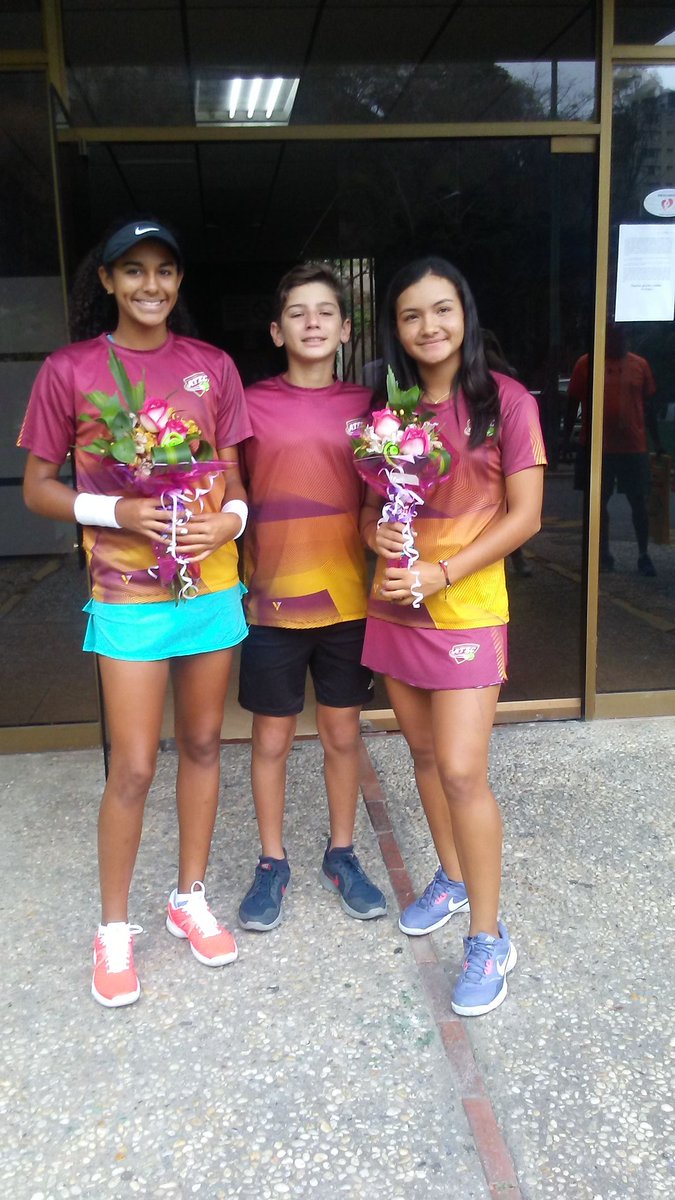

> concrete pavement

[{"left": 2, "top": 716, "right": 673, "bottom": 1198}]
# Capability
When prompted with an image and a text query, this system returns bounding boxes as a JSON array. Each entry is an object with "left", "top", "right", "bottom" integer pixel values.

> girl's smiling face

[
  {"left": 395, "top": 273, "right": 465, "bottom": 377},
  {"left": 98, "top": 240, "right": 183, "bottom": 341}
]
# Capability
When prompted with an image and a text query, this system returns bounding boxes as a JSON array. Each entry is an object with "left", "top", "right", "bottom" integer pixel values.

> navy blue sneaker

[
  {"left": 320, "top": 842, "right": 387, "bottom": 920},
  {"left": 238, "top": 855, "right": 291, "bottom": 931},
  {"left": 398, "top": 866, "right": 469, "bottom": 936},
  {"left": 451, "top": 921, "right": 517, "bottom": 1017}
]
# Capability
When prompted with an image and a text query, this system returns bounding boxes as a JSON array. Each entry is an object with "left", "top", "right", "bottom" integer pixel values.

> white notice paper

[{"left": 614, "top": 224, "right": 675, "bottom": 321}]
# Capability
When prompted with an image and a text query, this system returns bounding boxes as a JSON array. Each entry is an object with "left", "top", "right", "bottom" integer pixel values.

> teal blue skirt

[{"left": 83, "top": 584, "right": 248, "bottom": 662}]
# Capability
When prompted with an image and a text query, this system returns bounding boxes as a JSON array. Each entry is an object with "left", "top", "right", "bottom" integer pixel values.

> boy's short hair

[{"left": 272, "top": 262, "right": 348, "bottom": 323}]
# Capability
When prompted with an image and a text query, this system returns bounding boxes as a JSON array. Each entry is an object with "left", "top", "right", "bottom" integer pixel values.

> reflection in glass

[
  {"left": 56, "top": 132, "right": 595, "bottom": 702},
  {"left": 292, "top": 61, "right": 595, "bottom": 124},
  {"left": 63, "top": 59, "right": 597, "bottom": 129},
  {"left": 62, "top": 0, "right": 595, "bottom": 128},
  {"left": 195, "top": 76, "right": 300, "bottom": 127},
  {"left": 616, "top": 3, "right": 675, "bottom": 46},
  {"left": 496, "top": 61, "right": 596, "bottom": 121},
  {"left": 567, "top": 324, "right": 661, "bottom": 575},
  {"left": 594, "top": 66, "right": 675, "bottom": 694},
  {"left": 0, "top": 2, "right": 42, "bottom": 52},
  {"left": 0, "top": 71, "right": 98, "bottom": 729}
]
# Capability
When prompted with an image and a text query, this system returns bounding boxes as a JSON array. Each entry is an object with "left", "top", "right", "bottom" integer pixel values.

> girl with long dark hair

[
  {"left": 360, "top": 257, "right": 546, "bottom": 1016},
  {"left": 19, "top": 218, "right": 252, "bottom": 1007}
]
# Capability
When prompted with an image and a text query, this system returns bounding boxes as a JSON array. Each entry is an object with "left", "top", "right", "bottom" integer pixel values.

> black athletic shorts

[{"left": 238, "top": 620, "right": 374, "bottom": 717}]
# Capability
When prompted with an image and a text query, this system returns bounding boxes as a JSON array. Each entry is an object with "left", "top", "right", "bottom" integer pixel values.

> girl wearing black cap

[{"left": 18, "top": 218, "right": 252, "bottom": 1007}]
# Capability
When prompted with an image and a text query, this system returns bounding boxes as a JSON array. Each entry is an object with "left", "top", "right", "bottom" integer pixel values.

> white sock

[
  {"left": 98, "top": 921, "right": 128, "bottom": 933},
  {"left": 173, "top": 889, "right": 192, "bottom": 907}
]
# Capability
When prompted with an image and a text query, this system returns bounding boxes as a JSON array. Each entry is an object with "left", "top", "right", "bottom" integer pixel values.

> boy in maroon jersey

[{"left": 237, "top": 263, "right": 387, "bottom": 931}]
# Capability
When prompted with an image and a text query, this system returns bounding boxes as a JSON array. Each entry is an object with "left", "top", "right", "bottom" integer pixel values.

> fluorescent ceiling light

[
  {"left": 265, "top": 77, "right": 283, "bottom": 120},
  {"left": 228, "top": 78, "right": 241, "bottom": 119},
  {"left": 246, "top": 78, "right": 262, "bottom": 119},
  {"left": 196, "top": 76, "right": 300, "bottom": 127}
]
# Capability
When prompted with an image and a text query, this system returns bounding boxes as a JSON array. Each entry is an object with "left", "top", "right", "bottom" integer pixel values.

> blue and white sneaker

[
  {"left": 398, "top": 866, "right": 469, "bottom": 936},
  {"left": 451, "top": 921, "right": 517, "bottom": 1017},
  {"left": 238, "top": 855, "right": 291, "bottom": 931},
  {"left": 320, "top": 842, "right": 387, "bottom": 920}
]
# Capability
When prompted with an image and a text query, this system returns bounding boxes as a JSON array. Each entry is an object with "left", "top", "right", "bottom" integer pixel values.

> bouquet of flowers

[
  {"left": 347, "top": 367, "right": 453, "bottom": 608},
  {"left": 80, "top": 347, "right": 228, "bottom": 600}
]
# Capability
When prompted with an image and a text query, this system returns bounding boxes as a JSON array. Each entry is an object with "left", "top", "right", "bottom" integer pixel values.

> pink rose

[
  {"left": 158, "top": 417, "right": 189, "bottom": 447},
  {"left": 158, "top": 420, "right": 187, "bottom": 444},
  {"left": 139, "top": 397, "right": 173, "bottom": 433},
  {"left": 399, "top": 426, "right": 431, "bottom": 457},
  {"left": 371, "top": 409, "right": 402, "bottom": 439}
]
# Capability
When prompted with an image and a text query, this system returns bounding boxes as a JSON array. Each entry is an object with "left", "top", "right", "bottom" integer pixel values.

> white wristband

[
  {"left": 73, "top": 492, "right": 122, "bottom": 529},
  {"left": 221, "top": 498, "right": 248, "bottom": 539}
]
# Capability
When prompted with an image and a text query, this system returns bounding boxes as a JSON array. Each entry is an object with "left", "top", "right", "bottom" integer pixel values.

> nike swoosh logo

[
  {"left": 447, "top": 896, "right": 468, "bottom": 913},
  {"left": 135, "top": 225, "right": 159, "bottom": 235},
  {"left": 496, "top": 954, "right": 510, "bottom": 977}
]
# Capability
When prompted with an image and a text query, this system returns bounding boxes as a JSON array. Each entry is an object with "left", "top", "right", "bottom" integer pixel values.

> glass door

[
  {"left": 62, "top": 133, "right": 597, "bottom": 711},
  {"left": 594, "top": 63, "right": 675, "bottom": 699},
  {"left": 0, "top": 71, "right": 100, "bottom": 744}
]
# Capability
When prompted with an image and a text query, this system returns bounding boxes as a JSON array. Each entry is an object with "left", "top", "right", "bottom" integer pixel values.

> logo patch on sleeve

[{"left": 183, "top": 371, "right": 211, "bottom": 397}]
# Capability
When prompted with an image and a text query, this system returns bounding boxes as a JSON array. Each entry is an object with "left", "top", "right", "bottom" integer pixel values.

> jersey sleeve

[
  {"left": 499, "top": 380, "right": 547, "bottom": 476},
  {"left": 16, "top": 354, "right": 76, "bottom": 464},
  {"left": 214, "top": 355, "right": 253, "bottom": 449}
]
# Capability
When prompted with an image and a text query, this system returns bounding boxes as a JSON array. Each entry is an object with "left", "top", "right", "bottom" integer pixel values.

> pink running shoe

[
  {"left": 91, "top": 922, "right": 142, "bottom": 1008},
  {"left": 166, "top": 881, "right": 238, "bottom": 966}
]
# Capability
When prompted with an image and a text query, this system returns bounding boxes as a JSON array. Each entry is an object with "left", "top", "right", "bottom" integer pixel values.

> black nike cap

[{"left": 101, "top": 221, "right": 182, "bottom": 267}]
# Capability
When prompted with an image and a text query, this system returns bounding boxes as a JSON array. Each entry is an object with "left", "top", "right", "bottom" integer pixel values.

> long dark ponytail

[
  {"left": 68, "top": 216, "right": 197, "bottom": 342},
  {"left": 380, "top": 256, "right": 500, "bottom": 448}
]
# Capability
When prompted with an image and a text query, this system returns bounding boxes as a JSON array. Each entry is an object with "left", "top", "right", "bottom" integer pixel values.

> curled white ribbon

[
  {"left": 376, "top": 461, "right": 425, "bottom": 609},
  {"left": 147, "top": 473, "right": 219, "bottom": 600}
]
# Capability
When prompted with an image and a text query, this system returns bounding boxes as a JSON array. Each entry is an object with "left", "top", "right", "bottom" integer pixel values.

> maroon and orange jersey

[
  {"left": 241, "top": 375, "right": 372, "bottom": 628},
  {"left": 18, "top": 333, "right": 251, "bottom": 603},
  {"left": 368, "top": 373, "right": 547, "bottom": 631}
]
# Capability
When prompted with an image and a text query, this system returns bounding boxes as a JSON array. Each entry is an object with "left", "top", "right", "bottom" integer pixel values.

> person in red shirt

[{"left": 567, "top": 323, "right": 663, "bottom": 575}]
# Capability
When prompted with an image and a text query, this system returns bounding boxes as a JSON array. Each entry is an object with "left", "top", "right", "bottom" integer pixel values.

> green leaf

[
  {"left": 107, "top": 348, "right": 135, "bottom": 410},
  {"left": 111, "top": 409, "right": 134, "bottom": 438},
  {"left": 129, "top": 375, "right": 146, "bottom": 414},
  {"left": 83, "top": 389, "right": 119, "bottom": 414},
  {"left": 398, "top": 385, "right": 421, "bottom": 411},
  {"left": 153, "top": 442, "right": 192, "bottom": 465},
  {"left": 193, "top": 439, "right": 216, "bottom": 462},
  {"left": 81, "top": 438, "right": 112, "bottom": 456},
  {"left": 385, "top": 365, "right": 420, "bottom": 416},
  {"left": 434, "top": 447, "right": 452, "bottom": 475},
  {"left": 385, "top": 365, "right": 398, "bottom": 406},
  {"left": 110, "top": 439, "right": 138, "bottom": 464},
  {"left": 83, "top": 391, "right": 126, "bottom": 434}
]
